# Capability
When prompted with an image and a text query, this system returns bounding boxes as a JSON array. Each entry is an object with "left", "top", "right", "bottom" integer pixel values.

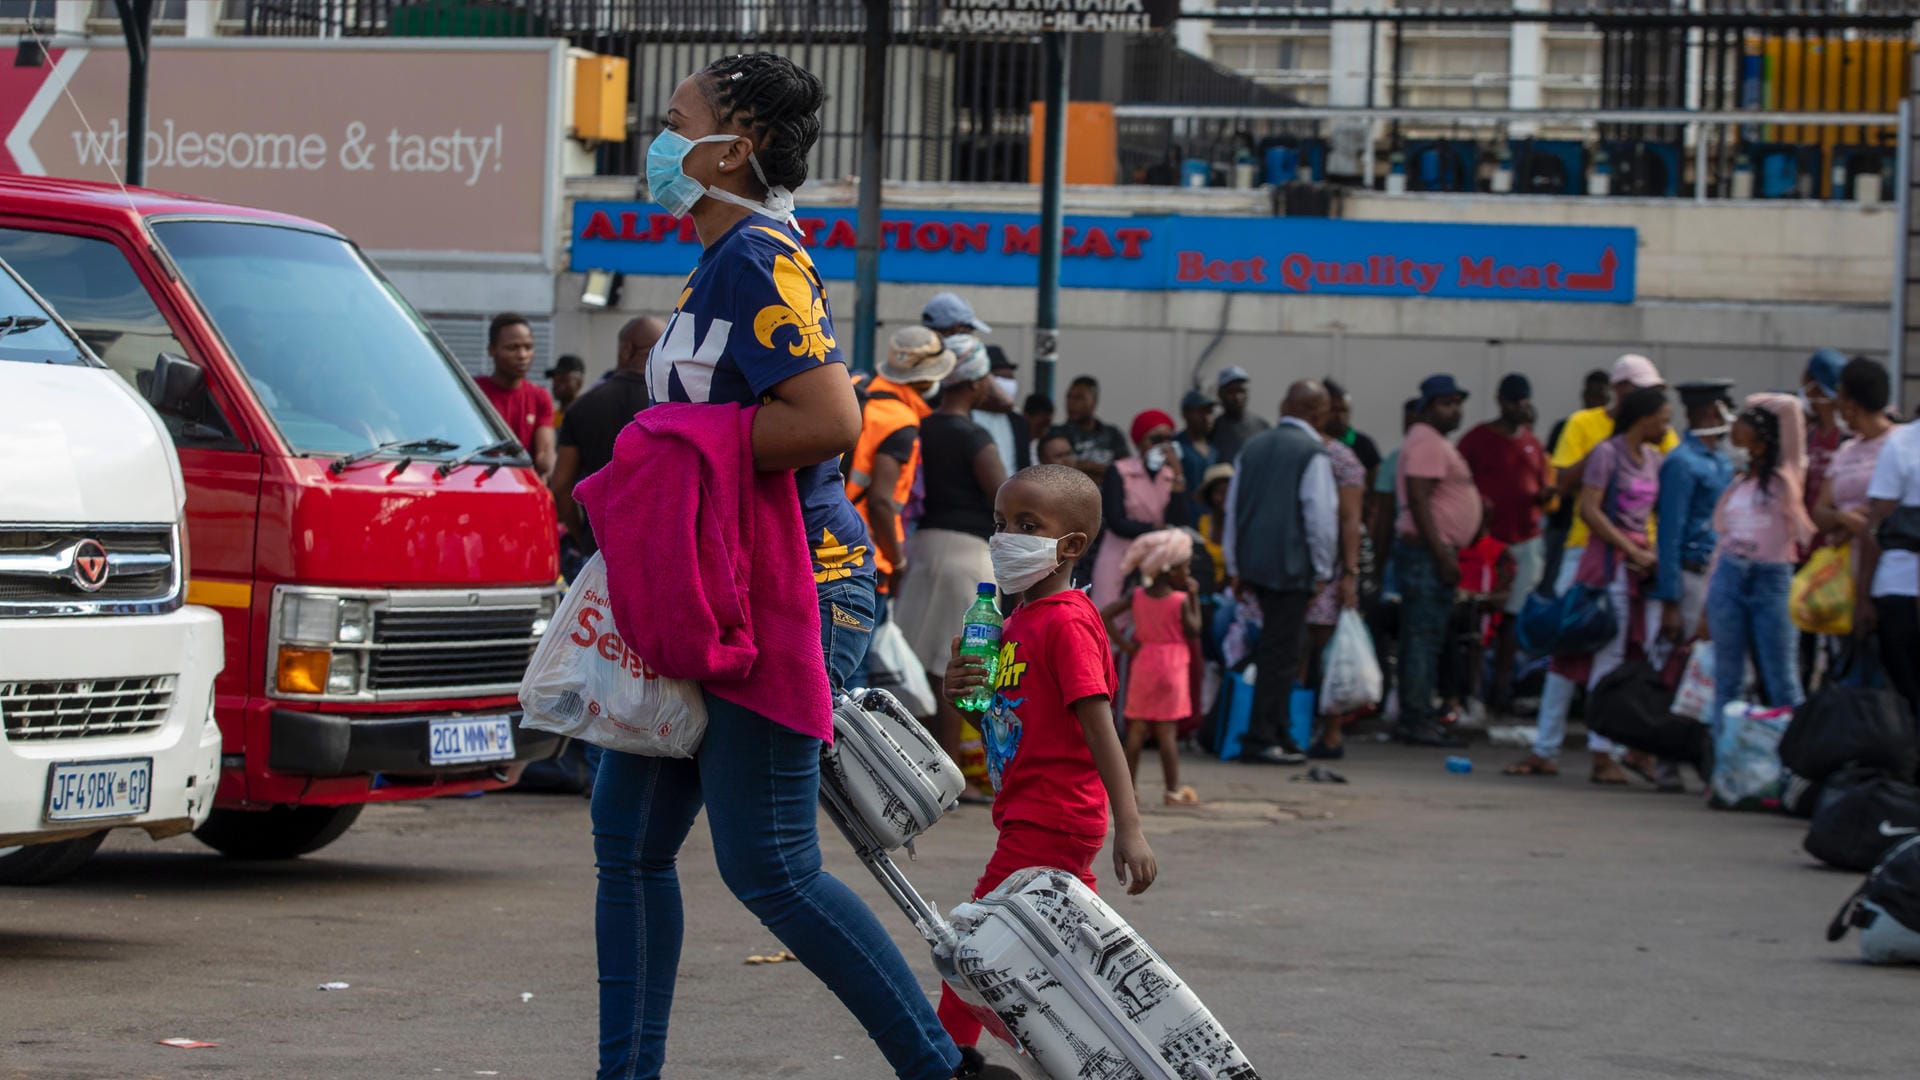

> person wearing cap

[
  {"left": 893, "top": 335, "right": 1008, "bottom": 767},
  {"left": 1393, "top": 375, "right": 1481, "bottom": 748},
  {"left": 1176, "top": 388, "right": 1218, "bottom": 518},
  {"left": 1227, "top": 380, "right": 1337, "bottom": 765},
  {"left": 1457, "top": 373, "right": 1553, "bottom": 714},
  {"left": 1648, "top": 380, "right": 1738, "bottom": 655},
  {"left": 922, "top": 290, "right": 991, "bottom": 338},
  {"left": 1703, "top": 394, "right": 1816, "bottom": 744},
  {"left": 1048, "top": 375, "right": 1132, "bottom": 483},
  {"left": 547, "top": 353, "right": 587, "bottom": 425},
  {"left": 969, "top": 344, "right": 1024, "bottom": 475},
  {"left": 1512, "top": 354, "right": 1680, "bottom": 774},
  {"left": 1210, "top": 366, "right": 1271, "bottom": 467},
  {"left": 1091, "top": 409, "right": 1191, "bottom": 609},
  {"left": 847, "top": 327, "right": 954, "bottom": 606}
]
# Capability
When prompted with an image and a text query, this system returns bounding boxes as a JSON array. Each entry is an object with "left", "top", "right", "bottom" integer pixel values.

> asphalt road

[{"left": 2, "top": 744, "right": 1910, "bottom": 1080}]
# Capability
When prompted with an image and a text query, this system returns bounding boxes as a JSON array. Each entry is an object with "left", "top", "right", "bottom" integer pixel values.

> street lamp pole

[
  {"left": 1034, "top": 30, "right": 1069, "bottom": 403},
  {"left": 112, "top": 0, "right": 156, "bottom": 187}
]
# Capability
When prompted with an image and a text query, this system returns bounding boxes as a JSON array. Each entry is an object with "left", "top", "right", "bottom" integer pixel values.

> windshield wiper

[
  {"left": 329, "top": 437, "right": 461, "bottom": 474},
  {"left": 437, "top": 438, "right": 526, "bottom": 478},
  {"left": 0, "top": 314, "right": 50, "bottom": 338}
]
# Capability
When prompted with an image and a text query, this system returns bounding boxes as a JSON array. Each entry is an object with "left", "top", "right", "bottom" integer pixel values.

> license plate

[
  {"left": 45, "top": 757, "right": 153, "bottom": 823},
  {"left": 428, "top": 716, "right": 516, "bottom": 767}
]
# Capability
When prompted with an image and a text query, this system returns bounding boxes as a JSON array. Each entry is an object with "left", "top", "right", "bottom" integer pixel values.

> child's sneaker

[{"left": 954, "top": 1045, "right": 1022, "bottom": 1079}]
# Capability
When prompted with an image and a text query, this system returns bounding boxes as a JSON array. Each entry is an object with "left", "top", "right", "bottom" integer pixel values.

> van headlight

[{"left": 274, "top": 592, "right": 376, "bottom": 697}]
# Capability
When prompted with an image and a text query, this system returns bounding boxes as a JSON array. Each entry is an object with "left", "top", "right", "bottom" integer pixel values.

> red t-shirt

[
  {"left": 981, "top": 590, "right": 1117, "bottom": 839},
  {"left": 1456, "top": 422, "right": 1547, "bottom": 544},
  {"left": 477, "top": 374, "right": 554, "bottom": 451}
]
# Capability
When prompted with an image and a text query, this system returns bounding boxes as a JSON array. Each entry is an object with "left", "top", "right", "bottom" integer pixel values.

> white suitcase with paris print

[
  {"left": 942, "top": 868, "right": 1263, "bottom": 1080},
  {"left": 817, "top": 771, "right": 1262, "bottom": 1080}
]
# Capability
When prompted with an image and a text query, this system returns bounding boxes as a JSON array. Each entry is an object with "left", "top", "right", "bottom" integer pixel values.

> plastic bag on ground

[
  {"left": 518, "top": 553, "right": 708, "bottom": 757},
  {"left": 1709, "top": 701, "right": 1794, "bottom": 811},
  {"left": 1671, "top": 641, "right": 1716, "bottom": 722},
  {"left": 1320, "top": 608, "right": 1384, "bottom": 716}
]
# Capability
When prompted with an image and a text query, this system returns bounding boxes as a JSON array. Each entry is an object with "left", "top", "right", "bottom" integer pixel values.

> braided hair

[
  {"left": 700, "top": 53, "right": 824, "bottom": 191},
  {"left": 1737, "top": 405, "right": 1783, "bottom": 495}
]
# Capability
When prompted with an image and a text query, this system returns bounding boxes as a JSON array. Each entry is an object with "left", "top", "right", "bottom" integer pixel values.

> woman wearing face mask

[
  {"left": 603, "top": 54, "right": 975, "bottom": 1080},
  {"left": 1702, "top": 394, "right": 1816, "bottom": 745},
  {"left": 893, "top": 334, "right": 1009, "bottom": 779},
  {"left": 1089, "top": 410, "right": 1192, "bottom": 610}
]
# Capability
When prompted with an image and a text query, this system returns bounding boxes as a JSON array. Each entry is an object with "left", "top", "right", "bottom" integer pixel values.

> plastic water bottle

[
  {"left": 957, "top": 584, "right": 1002, "bottom": 713},
  {"left": 1445, "top": 756, "right": 1474, "bottom": 775}
]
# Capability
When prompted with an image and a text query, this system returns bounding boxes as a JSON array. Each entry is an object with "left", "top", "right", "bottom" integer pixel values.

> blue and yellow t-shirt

[{"left": 648, "top": 217, "right": 872, "bottom": 584}]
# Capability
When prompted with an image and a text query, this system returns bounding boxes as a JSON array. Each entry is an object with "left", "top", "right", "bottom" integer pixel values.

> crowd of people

[
  {"left": 477, "top": 291, "right": 1920, "bottom": 805},
  {"left": 451, "top": 50, "right": 1920, "bottom": 1080}
]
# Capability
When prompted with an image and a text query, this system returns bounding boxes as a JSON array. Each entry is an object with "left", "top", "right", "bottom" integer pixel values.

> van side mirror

[{"left": 146, "top": 352, "right": 206, "bottom": 416}]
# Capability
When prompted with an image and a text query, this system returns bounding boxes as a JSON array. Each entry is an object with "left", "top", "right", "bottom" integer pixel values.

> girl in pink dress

[{"left": 1102, "top": 529, "right": 1204, "bottom": 806}]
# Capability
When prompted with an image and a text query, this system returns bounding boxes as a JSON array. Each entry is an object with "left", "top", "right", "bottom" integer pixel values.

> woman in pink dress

[{"left": 1103, "top": 529, "right": 1204, "bottom": 806}]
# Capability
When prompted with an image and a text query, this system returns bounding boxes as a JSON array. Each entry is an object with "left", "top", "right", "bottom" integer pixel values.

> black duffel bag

[
  {"left": 1779, "top": 685, "right": 1917, "bottom": 784},
  {"left": 1587, "top": 660, "right": 1711, "bottom": 769},
  {"left": 1805, "top": 768, "right": 1920, "bottom": 872}
]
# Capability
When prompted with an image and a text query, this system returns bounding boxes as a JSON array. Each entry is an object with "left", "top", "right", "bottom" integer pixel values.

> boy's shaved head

[{"left": 1005, "top": 464, "right": 1102, "bottom": 538}]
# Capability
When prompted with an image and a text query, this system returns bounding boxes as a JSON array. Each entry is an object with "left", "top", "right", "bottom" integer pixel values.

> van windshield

[
  {"left": 149, "top": 220, "right": 506, "bottom": 457},
  {"left": 0, "top": 263, "right": 90, "bottom": 367}
]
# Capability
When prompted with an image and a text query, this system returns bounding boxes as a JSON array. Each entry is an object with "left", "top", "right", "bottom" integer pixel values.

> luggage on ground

[
  {"left": 1779, "top": 685, "right": 1918, "bottom": 785},
  {"left": 817, "top": 778, "right": 1263, "bottom": 1080},
  {"left": 1709, "top": 703, "right": 1795, "bottom": 811},
  {"left": 1827, "top": 836, "right": 1920, "bottom": 965},
  {"left": 1585, "top": 660, "right": 1711, "bottom": 768},
  {"left": 821, "top": 689, "right": 965, "bottom": 853},
  {"left": 1805, "top": 769, "right": 1920, "bottom": 872}
]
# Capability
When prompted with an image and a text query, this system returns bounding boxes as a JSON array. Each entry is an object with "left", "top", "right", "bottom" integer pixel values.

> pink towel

[{"left": 574, "top": 402, "right": 831, "bottom": 743}]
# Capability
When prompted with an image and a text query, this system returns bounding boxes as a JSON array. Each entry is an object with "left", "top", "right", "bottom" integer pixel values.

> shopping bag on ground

[
  {"left": 518, "top": 553, "right": 708, "bottom": 757},
  {"left": 1671, "top": 642, "right": 1717, "bottom": 722},
  {"left": 1709, "top": 702, "right": 1795, "bottom": 811},
  {"left": 1320, "top": 609, "right": 1384, "bottom": 716},
  {"left": 864, "top": 619, "right": 936, "bottom": 717},
  {"left": 1791, "top": 543, "right": 1854, "bottom": 636}
]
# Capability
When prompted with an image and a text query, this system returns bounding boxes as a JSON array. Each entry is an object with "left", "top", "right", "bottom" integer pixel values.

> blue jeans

[
  {"left": 1707, "top": 558, "right": 1803, "bottom": 743},
  {"left": 592, "top": 577, "right": 954, "bottom": 1080},
  {"left": 1393, "top": 542, "right": 1454, "bottom": 730}
]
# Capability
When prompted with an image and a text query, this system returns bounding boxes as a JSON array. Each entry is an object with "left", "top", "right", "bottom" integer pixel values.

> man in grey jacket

[{"left": 1225, "top": 380, "right": 1339, "bottom": 765}]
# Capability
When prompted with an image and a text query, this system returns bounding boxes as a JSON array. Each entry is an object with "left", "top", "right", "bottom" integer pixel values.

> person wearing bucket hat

[
  {"left": 1090, "top": 408, "right": 1191, "bottom": 609},
  {"left": 1195, "top": 462, "right": 1236, "bottom": 589},
  {"left": 847, "top": 326, "right": 955, "bottom": 600}
]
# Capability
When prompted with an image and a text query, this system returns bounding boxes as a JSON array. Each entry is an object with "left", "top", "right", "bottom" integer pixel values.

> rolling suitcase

[
  {"left": 822, "top": 689, "right": 967, "bottom": 852},
  {"left": 818, "top": 763, "right": 1262, "bottom": 1080}
]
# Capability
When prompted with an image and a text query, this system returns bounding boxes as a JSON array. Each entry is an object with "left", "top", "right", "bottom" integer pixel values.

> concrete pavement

[{"left": 1, "top": 744, "right": 1909, "bottom": 1079}]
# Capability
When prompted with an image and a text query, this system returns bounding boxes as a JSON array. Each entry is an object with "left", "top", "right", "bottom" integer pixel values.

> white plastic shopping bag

[
  {"left": 1319, "top": 609, "right": 1384, "bottom": 716},
  {"left": 1671, "top": 642, "right": 1716, "bottom": 721},
  {"left": 518, "top": 554, "right": 707, "bottom": 757},
  {"left": 1708, "top": 701, "right": 1793, "bottom": 811},
  {"left": 864, "top": 620, "right": 937, "bottom": 717}
]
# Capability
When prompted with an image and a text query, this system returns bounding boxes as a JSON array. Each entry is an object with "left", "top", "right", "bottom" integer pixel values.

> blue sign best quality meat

[{"left": 571, "top": 203, "right": 1636, "bottom": 304}]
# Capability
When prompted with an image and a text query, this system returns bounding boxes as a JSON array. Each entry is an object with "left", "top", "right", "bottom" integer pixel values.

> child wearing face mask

[{"left": 937, "top": 464, "right": 1158, "bottom": 1056}]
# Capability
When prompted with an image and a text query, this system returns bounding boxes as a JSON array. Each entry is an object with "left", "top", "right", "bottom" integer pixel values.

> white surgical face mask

[
  {"left": 1720, "top": 443, "right": 1751, "bottom": 472},
  {"left": 989, "top": 533, "right": 1066, "bottom": 595},
  {"left": 995, "top": 376, "right": 1019, "bottom": 400}
]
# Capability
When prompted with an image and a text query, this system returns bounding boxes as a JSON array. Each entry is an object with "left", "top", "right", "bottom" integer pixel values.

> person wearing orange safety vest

[{"left": 846, "top": 326, "right": 956, "bottom": 608}]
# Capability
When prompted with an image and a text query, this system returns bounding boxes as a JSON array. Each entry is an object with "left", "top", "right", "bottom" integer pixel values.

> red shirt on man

[
  {"left": 477, "top": 374, "right": 554, "bottom": 451},
  {"left": 1457, "top": 422, "right": 1548, "bottom": 544},
  {"left": 980, "top": 589, "right": 1118, "bottom": 840}
]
